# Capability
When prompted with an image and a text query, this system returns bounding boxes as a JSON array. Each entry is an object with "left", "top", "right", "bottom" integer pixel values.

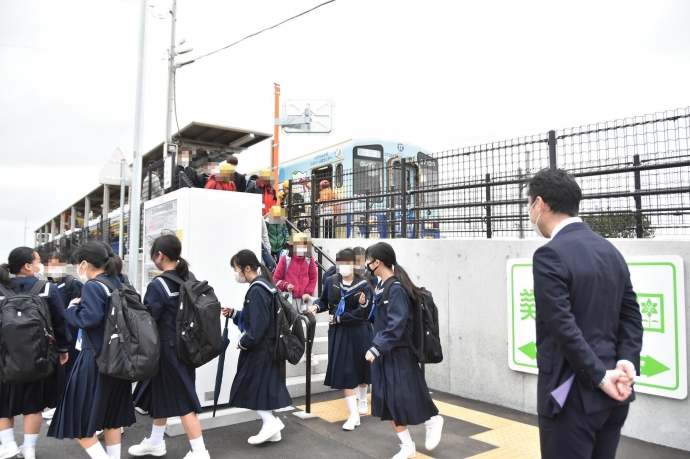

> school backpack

[
  {"left": 160, "top": 272, "right": 222, "bottom": 368},
  {"left": 251, "top": 279, "right": 306, "bottom": 365},
  {"left": 0, "top": 280, "right": 59, "bottom": 384},
  {"left": 293, "top": 192, "right": 305, "bottom": 214},
  {"left": 84, "top": 277, "right": 160, "bottom": 381},
  {"left": 64, "top": 274, "right": 76, "bottom": 299},
  {"left": 381, "top": 279, "right": 443, "bottom": 364},
  {"left": 284, "top": 255, "right": 311, "bottom": 273}
]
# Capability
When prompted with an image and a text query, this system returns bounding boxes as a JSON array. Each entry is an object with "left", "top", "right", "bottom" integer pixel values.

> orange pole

[{"left": 272, "top": 83, "right": 280, "bottom": 187}]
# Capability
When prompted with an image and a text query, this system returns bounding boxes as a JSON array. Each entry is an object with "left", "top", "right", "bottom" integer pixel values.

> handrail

[
  {"left": 293, "top": 314, "right": 313, "bottom": 414},
  {"left": 285, "top": 218, "right": 336, "bottom": 266}
]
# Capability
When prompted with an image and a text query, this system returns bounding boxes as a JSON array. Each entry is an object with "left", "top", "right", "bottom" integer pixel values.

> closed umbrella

[{"left": 213, "top": 316, "right": 232, "bottom": 417}]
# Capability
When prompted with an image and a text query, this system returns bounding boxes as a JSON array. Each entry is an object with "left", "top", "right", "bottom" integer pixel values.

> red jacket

[
  {"left": 205, "top": 175, "right": 236, "bottom": 191},
  {"left": 273, "top": 255, "right": 317, "bottom": 298}
]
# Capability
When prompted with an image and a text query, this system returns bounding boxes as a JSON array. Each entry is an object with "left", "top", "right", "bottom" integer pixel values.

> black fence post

[
  {"left": 287, "top": 179, "right": 294, "bottom": 222},
  {"left": 633, "top": 154, "right": 643, "bottom": 238},
  {"left": 548, "top": 130, "right": 557, "bottom": 170},
  {"left": 486, "top": 173, "right": 492, "bottom": 239},
  {"left": 365, "top": 189, "right": 370, "bottom": 239},
  {"left": 147, "top": 164, "right": 153, "bottom": 201},
  {"left": 317, "top": 246, "right": 323, "bottom": 298},
  {"left": 400, "top": 158, "right": 407, "bottom": 238},
  {"left": 310, "top": 184, "right": 317, "bottom": 238}
]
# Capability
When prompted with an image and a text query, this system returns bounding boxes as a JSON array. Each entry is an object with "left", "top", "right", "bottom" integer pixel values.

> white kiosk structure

[{"left": 142, "top": 187, "right": 263, "bottom": 434}]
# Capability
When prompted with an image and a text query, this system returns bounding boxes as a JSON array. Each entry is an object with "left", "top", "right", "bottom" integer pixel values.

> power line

[
  {"left": 188, "top": 0, "right": 281, "bottom": 40},
  {"left": 194, "top": 0, "right": 336, "bottom": 62}
]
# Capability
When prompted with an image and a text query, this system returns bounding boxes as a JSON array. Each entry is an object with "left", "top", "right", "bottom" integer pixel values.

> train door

[
  {"left": 310, "top": 164, "right": 333, "bottom": 238},
  {"left": 386, "top": 158, "right": 419, "bottom": 238}
]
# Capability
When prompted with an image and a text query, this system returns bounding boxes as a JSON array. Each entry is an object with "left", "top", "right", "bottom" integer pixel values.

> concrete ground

[{"left": 10, "top": 389, "right": 690, "bottom": 459}]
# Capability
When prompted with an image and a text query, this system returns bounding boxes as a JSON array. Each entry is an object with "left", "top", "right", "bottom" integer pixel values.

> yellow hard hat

[
  {"left": 282, "top": 180, "right": 290, "bottom": 189},
  {"left": 220, "top": 163, "right": 234, "bottom": 173}
]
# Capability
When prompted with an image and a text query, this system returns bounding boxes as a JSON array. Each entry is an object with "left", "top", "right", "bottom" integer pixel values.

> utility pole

[
  {"left": 272, "top": 83, "right": 280, "bottom": 186},
  {"left": 165, "top": 0, "right": 178, "bottom": 144},
  {"left": 128, "top": 0, "right": 150, "bottom": 286}
]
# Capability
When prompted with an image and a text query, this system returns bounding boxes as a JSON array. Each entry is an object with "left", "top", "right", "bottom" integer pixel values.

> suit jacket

[{"left": 533, "top": 222, "right": 643, "bottom": 417}]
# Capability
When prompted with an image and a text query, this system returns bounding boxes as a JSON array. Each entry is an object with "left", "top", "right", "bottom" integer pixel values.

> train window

[
  {"left": 417, "top": 152, "right": 439, "bottom": 207},
  {"left": 335, "top": 163, "right": 343, "bottom": 188},
  {"left": 353, "top": 145, "right": 384, "bottom": 202}
]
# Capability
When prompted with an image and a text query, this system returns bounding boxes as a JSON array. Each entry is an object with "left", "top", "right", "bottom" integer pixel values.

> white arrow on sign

[{"left": 99, "top": 148, "right": 132, "bottom": 186}]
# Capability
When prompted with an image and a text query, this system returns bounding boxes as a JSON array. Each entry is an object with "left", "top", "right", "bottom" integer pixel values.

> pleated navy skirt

[
  {"left": 47, "top": 348, "right": 136, "bottom": 439},
  {"left": 0, "top": 370, "right": 59, "bottom": 418},
  {"left": 371, "top": 346, "right": 438, "bottom": 426},
  {"left": 134, "top": 343, "right": 201, "bottom": 418},
  {"left": 229, "top": 341, "right": 291, "bottom": 411},
  {"left": 324, "top": 322, "right": 372, "bottom": 390}
]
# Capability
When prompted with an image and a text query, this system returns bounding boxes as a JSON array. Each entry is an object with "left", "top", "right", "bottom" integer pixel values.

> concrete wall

[{"left": 311, "top": 238, "right": 690, "bottom": 452}]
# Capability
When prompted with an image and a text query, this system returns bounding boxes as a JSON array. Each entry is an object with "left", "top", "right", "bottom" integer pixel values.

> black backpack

[
  {"left": 293, "top": 193, "right": 305, "bottom": 214},
  {"left": 64, "top": 274, "right": 76, "bottom": 299},
  {"left": 381, "top": 279, "right": 443, "bottom": 364},
  {"left": 84, "top": 277, "right": 160, "bottom": 381},
  {"left": 0, "top": 280, "right": 58, "bottom": 384},
  {"left": 251, "top": 280, "right": 306, "bottom": 365},
  {"left": 160, "top": 272, "right": 222, "bottom": 368}
]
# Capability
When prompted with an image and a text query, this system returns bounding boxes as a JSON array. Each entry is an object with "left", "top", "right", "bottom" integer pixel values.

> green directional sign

[{"left": 508, "top": 256, "right": 687, "bottom": 400}]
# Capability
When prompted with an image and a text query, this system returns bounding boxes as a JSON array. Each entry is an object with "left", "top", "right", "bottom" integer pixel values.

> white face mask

[
  {"left": 337, "top": 264, "right": 353, "bottom": 277},
  {"left": 31, "top": 263, "right": 44, "bottom": 279},
  {"left": 234, "top": 271, "right": 246, "bottom": 284},
  {"left": 295, "top": 247, "right": 308, "bottom": 256},
  {"left": 47, "top": 266, "right": 67, "bottom": 278},
  {"left": 77, "top": 261, "right": 89, "bottom": 283},
  {"left": 528, "top": 200, "right": 545, "bottom": 238}
]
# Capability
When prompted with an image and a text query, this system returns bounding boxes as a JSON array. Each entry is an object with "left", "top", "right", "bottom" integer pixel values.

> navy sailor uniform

[
  {"left": 0, "top": 277, "right": 70, "bottom": 418},
  {"left": 319, "top": 275, "right": 373, "bottom": 390},
  {"left": 48, "top": 275, "right": 136, "bottom": 439},
  {"left": 133, "top": 271, "right": 202, "bottom": 418},
  {"left": 228, "top": 277, "right": 291, "bottom": 411},
  {"left": 49, "top": 275, "right": 82, "bottom": 401},
  {"left": 369, "top": 278, "right": 438, "bottom": 426}
]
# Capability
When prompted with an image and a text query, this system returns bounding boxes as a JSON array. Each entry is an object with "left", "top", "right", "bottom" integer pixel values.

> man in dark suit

[{"left": 528, "top": 168, "right": 643, "bottom": 459}]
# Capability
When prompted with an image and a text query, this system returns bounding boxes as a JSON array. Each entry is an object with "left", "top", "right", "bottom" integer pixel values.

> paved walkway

[{"left": 13, "top": 389, "right": 690, "bottom": 459}]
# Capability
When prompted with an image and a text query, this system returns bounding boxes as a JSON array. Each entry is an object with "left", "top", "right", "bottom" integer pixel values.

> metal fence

[{"left": 284, "top": 107, "right": 690, "bottom": 239}]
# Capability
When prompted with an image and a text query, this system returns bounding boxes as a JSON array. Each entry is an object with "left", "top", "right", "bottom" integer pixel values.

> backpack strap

[
  {"left": 28, "top": 279, "right": 50, "bottom": 297},
  {"left": 379, "top": 276, "right": 399, "bottom": 309},
  {"left": 94, "top": 276, "right": 117, "bottom": 293},
  {"left": 249, "top": 277, "right": 278, "bottom": 296},
  {"left": 64, "top": 275, "right": 75, "bottom": 299},
  {"left": 330, "top": 274, "right": 342, "bottom": 313},
  {"left": 0, "top": 285, "right": 15, "bottom": 300}
]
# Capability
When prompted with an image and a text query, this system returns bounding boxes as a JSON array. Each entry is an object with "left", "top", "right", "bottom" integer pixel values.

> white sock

[
  {"left": 425, "top": 415, "right": 438, "bottom": 426},
  {"left": 257, "top": 410, "right": 276, "bottom": 425},
  {"left": 189, "top": 435, "right": 205, "bottom": 453},
  {"left": 105, "top": 443, "right": 121, "bottom": 459},
  {"left": 397, "top": 428, "right": 414, "bottom": 447},
  {"left": 0, "top": 428, "right": 15, "bottom": 447},
  {"left": 23, "top": 433, "right": 38, "bottom": 448},
  {"left": 358, "top": 386, "right": 368, "bottom": 401},
  {"left": 85, "top": 442, "right": 110, "bottom": 459},
  {"left": 345, "top": 395, "right": 358, "bottom": 417},
  {"left": 149, "top": 424, "right": 166, "bottom": 447}
]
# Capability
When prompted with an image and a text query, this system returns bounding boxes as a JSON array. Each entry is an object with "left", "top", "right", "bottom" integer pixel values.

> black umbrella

[{"left": 213, "top": 316, "right": 232, "bottom": 417}]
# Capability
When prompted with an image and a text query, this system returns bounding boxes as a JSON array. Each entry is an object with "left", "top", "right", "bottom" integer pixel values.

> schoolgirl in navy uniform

[
  {"left": 309, "top": 248, "right": 373, "bottom": 430},
  {"left": 223, "top": 249, "right": 291, "bottom": 445},
  {"left": 128, "top": 234, "right": 209, "bottom": 459},
  {"left": 0, "top": 247, "right": 70, "bottom": 459},
  {"left": 364, "top": 242, "right": 444, "bottom": 459},
  {"left": 48, "top": 242, "right": 136, "bottom": 459}
]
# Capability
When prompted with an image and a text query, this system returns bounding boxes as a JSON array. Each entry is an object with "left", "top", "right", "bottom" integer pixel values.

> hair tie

[{"left": 257, "top": 266, "right": 263, "bottom": 276}]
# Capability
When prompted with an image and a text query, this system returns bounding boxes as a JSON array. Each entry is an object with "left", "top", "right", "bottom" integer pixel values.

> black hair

[
  {"left": 46, "top": 252, "right": 67, "bottom": 264},
  {"left": 527, "top": 168, "right": 582, "bottom": 217},
  {"left": 353, "top": 246, "right": 366, "bottom": 258},
  {"left": 365, "top": 241, "right": 423, "bottom": 300},
  {"left": 72, "top": 242, "right": 118, "bottom": 278},
  {"left": 150, "top": 233, "right": 190, "bottom": 278},
  {"left": 227, "top": 154, "right": 239, "bottom": 166},
  {"left": 230, "top": 249, "right": 275, "bottom": 286},
  {"left": 337, "top": 248, "right": 372, "bottom": 290},
  {"left": 250, "top": 174, "right": 259, "bottom": 181},
  {"left": 112, "top": 253, "right": 124, "bottom": 274},
  {"left": 0, "top": 246, "right": 38, "bottom": 288}
]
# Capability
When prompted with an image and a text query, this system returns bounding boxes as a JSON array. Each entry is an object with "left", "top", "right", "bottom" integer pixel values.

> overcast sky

[{"left": 1, "top": 0, "right": 689, "bottom": 261}]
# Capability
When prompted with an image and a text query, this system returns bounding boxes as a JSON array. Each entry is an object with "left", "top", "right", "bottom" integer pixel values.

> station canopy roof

[
  {"left": 143, "top": 122, "right": 272, "bottom": 162},
  {"left": 35, "top": 122, "right": 272, "bottom": 232}
]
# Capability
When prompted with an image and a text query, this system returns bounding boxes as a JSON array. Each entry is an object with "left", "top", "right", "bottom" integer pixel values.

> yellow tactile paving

[
  {"left": 433, "top": 400, "right": 516, "bottom": 430},
  {"left": 296, "top": 395, "right": 371, "bottom": 423},
  {"left": 465, "top": 446, "right": 536, "bottom": 459},
  {"left": 470, "top": 422, "right": 539, "bottom": 448}
]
